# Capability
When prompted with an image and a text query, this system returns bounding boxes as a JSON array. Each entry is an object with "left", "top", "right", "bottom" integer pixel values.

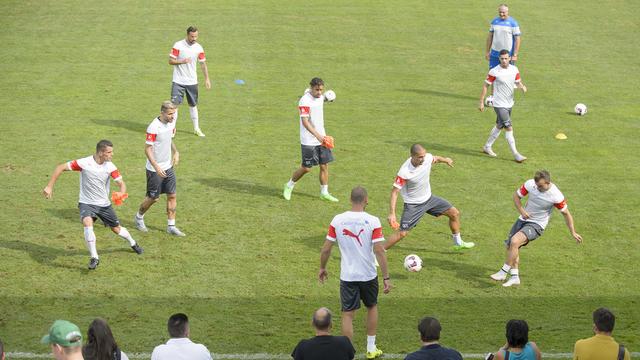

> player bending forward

[
  {"left": 43, "top": 140, "right": 143, "bottom": 270},
  {"left": 490, "top": 170, "right": 582, "bottom": 287}
]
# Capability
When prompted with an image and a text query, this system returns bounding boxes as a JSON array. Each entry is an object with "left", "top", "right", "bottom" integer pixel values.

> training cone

[{"left": 555, "top": 133, "right": 567, "bottom": 140}]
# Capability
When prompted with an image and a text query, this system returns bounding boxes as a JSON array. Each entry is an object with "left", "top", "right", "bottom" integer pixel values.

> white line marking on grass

[{"left": 7, "top": 352, "right": 640, "bottom": 359}]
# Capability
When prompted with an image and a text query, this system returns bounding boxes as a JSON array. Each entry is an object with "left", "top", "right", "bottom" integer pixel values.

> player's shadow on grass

[
  {"left": 196, "top": 177, "right": 316, "bottom": 200},
  {"left": 46, "top": 208, "right": 78, "bottom": 224},
  {"left": 91, "top": 119, "right": 146, "bottom": 133},
  {"left": 398, "top": 89, "right": 477, "bottom": 101},
  {"left": 387, "top": 140, "right": 513, "bottom": 162}
]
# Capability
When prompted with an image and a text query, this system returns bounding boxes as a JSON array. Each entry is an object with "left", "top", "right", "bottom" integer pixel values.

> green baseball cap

[{"left": 41, "top": 320, "right": 83, "bottom": 347}]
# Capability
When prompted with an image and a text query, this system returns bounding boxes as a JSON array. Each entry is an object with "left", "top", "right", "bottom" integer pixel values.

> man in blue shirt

[
  {"left": 485, "top": 4, "right": 522, "bottom": 69},
  {"left": 405, "top": 317, "right": 463, "bottom": 360}
]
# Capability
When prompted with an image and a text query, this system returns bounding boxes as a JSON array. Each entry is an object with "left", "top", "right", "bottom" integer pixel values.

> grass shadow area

[
  {"left": 90, "top": 119, "right": 146, "bottom": 133},
  {"left": 196, "top": 177, "right": 317, "bottom": 200},
  {"left": 397, "top": 89, "right": 477, "bottom": 101},
  {"left": 387, "top": 140, "right": 505, "bottom": 161}
]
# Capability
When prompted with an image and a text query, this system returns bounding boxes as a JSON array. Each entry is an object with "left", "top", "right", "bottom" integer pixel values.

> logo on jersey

[{"left": 343, "top": 228, "right": 364, "bottom": 247}]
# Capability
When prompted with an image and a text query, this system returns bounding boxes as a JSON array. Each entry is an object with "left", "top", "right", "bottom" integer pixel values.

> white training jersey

[
  {"left": 298, "top": 92, "right": 326, "bottom": 146},
  {"left": 393, "top": 154, "right": 435, "bottom": 204},
  {"left": 151, "top": 338, "right": 212, "bottom": 360},
  {"left": 170, "top": 39, "right": 206, "bottom": 86},
  {"left": 517, "top": 179, "right": 568, "bottom": 229},
  {"left": 68, "top": 155, "right": 121, "bottom": 207},
  {"left": 145, "top": 117, "right": 176, "bottom": 172},
  {"left": 489, "top": 16, "right": 521, "bottom": 56},
  {"left": 485, "top": 64, "right": 521, "bottom": 108},
  {"left": 326, "top": 211, "right": 385, "bottom": 282}
]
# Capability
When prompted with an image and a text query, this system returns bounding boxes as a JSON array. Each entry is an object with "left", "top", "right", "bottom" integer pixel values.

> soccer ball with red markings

[
  {"left": 403, "top": 254, "right": 423, "bottom": 272},
  {"left": 574, "top": 103, "right": 587, "bottom": 116}
]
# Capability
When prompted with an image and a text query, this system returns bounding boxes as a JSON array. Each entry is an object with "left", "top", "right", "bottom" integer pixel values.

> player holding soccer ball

[
  {"left": 283, "top": 77, "right": 339, "bottom": 202},
  {"left": 385, "top": 144, "right": 474, "bottom": 251},
  {"left": 319, "top": 186, "right": 390, "bottom": 359},
  {"left": 479, "top": 49, "right": 528, "bottom": 163},
  {"left": 42, "top": 140, "right": 143, "bottom": 270},
  {"left": 490, "top": 170, "right": 582, "bottom": 287}
]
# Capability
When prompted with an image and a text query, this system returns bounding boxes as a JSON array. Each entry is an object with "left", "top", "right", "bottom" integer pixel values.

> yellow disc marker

[{"left": 555, "top": 133, "right": 567, "bottom": 140}]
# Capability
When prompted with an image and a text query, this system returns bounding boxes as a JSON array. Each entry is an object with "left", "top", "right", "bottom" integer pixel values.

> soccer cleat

[
  {"left": 283, "top": 184, "right": 293, "bottom": 200},
  {"left": 490, "top": 271, "right": 507, "bottom": 281},
  {"left": 131, "top": 244, "right": 144, "bottom": 255},
  {"left": 194, "top": 128, "right": 206, "bottom": 137},
  {"left": 366, "top": 347, "right": 383, "bottom": 359},
  {"left": 167, "top": 226, "right": 186, "bottom": 237},
  {"left": 514, "top": 154, "right": 527, "bottom": 163},
  {"left": 88, "top": 257, "right": 100, "bottom": 270},
  {"left": 452, "top": 241, "right": 475, "bottom": 250},
  {"left": 134, "top": 216, "right": 148, "bottom": 232},
  {"left": 483, "top": 146, "right": 497, "bottom": 157},
  {"left": 502, "top": 277, "right": 521, "bottom": 287},
  {"left": 320, "top": 193, "right": 339, "bottom": 202}
]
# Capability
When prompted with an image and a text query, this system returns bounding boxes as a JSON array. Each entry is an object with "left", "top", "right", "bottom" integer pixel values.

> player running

[
  {"left": 385, "top": 144, "right": 474, "bottom": 251},
  {"left": 283, "top": 77, "right": 339, "bottom": 202},
  {"left": 43, "top": 140, "right": 143, "bottom": 270},
  {"left": 490, "top": 170, "right": 582, "bottom": 287},
  {"left": 479, "top": 49, "right": 528, "bottom": 163}
]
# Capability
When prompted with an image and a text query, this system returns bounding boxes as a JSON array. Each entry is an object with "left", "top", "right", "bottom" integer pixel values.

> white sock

[
  {"left": 168, "top": 218, "right": 176, "bottom": 227},
  {"left": 287, "top": 179, "right": 296, "bottom": 188},
  {"left": 498, "top": 263, "right": 511, "bottom": 275},
  {"left": 320, "top": 185, "right": 329, "bottom": 195},
  {"left": 367, "top": 335, "right": 377, "bottom": 352},
  {"left": 190, "top": 106, "right": 200, "bottom": 130},
  {"left": 452, "top": 233, "right": 462, "bottom": 245},
  {"left": 485, "top": 127, "right": 501, "bottom": 147},
  {"left": 84, "top": 226, "right": 98, "bottom": 258},
  {"left": 505, "top": 130, "right": 519, "bottom": 156},
  {"left": 135, "top": 212, "right": 144, "bottom": 219},
  {"left": 117, "top": 227, "right": 136, "bottom": 246},
  {"left": 510, "top": 268, "right": 519, "bottom": 278}
]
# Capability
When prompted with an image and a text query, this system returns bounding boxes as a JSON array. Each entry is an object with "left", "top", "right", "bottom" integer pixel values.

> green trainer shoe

[
  {"left": 283, "top": 184, "right": 293, "bottom": 200},
  {"left": 453, "top": 241, "right": 475, "bottom": 250},
  {"left": 366, "top": 348, "right": 383, "bottom": 359}
]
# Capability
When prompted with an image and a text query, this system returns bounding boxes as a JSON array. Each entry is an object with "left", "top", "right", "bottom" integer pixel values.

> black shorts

[
  {"left": 400, "top": 195, "right": 453, "bottom": 231},
  {"left": 171, "top": 82, "right": 199, "bottom": 106},
  {"left": 504, "top": 219, "right": 544, "bottom": 248},
  {"left": 146, "top": 167, "right": 177, "bottom": 199},
  {"left": 301, "top": 145, "right": 334, "bottom": 168},
  {"left": 340, "top": 277, "right": 378, "bottom": 311},
  {"left": 78, "top": 203, "right": 120, "bottom": 228}
]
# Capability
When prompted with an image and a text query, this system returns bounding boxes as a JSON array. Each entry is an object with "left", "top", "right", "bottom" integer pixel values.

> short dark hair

[
  {"left": 186, "top": 26, "right": 198, "bottom": 34},
  {"left": 350, "top": 186, "right": 368, "bottom": 204},
  {"left": 312, "top": 308, "right": 332, "bottom": 331},
  {"left": 534, "top": 170, "right": 551, "bottom": 183},
  {"left": 505, "top": 319, "right": 529, "bottom": 348},
  {"left": 410, "top": 143, "right": 425, "bottom": 156},
  {"left": 593, "top": 308, "right": 615, "bottom": 332},
  {"left": 499, "top": 49, "right": 510, "bottom": 56},
  {"left": 96, "top": 140, "right": 113, "bottom": 153},
  {"left": 309, "top": 77, "right": 324, "bottom": 87},
  {"left": 168, "top": 313, "right": 189, "bottom": 338},
  {"left": 418, "top": 317, "right": 441, "bottom": 342}
]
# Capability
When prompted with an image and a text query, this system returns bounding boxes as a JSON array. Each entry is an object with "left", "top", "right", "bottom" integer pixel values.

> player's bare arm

[
  {"left": 171, "top": 142, "right": 179, "bottom": 167},
  {"left": 561, "top": 209, "right": 582, "bottom": 243},
  {"left": 114, "top": 178, "right": 127, "bottom": 195},
  {"left": 43, "top": 163, "right": 70, "bottom": 199},
  {"left": 168, "top": 57, "right": 190, "bottom": 65},
  {"left": 512, "top": 36, "right": 522, "bottom": 61},
  {"left": 200, "top": 61, "right": 211, "bottom": 90},
  {"left": 517, "top": 81, "right": 527, "bottom": 93},
  {"left": 513, "top": 191, "right": 530, "bottom": 219},
  {"left": 301, "top": 116, "right": 325, "bottom": 143},
  {"left": 374, "top": 242, "right": 392, "bottom": 293},
  {"left": 433, "top": 156, "right": 454, "bottom": 167},
  {"left": 485, "top": 33, "right": 493, "bottom": 60},
  {"left": 318, "top": 240, "right": 334, "bottom": 283},
  {"left": 479, "top": 83, "right": 489, "bottom": 111},
  {"left": 387, "top": 187, "right": 400, "bottom": 228},
  {"left": 145, "top": 144, "right": 167, "bottom": 178}
]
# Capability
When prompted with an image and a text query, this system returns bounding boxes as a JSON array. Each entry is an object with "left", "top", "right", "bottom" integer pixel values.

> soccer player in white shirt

[
  {"left": 490, "top": 170, "right": 583, "bottom": 287},
  {"left": 479, "top": 50, "right": 528, "bottom": 163},
  {"left": 134, "top": 101, "right": 185, "bottom": 237},
  {"left": 386, "top": 144, "right": 474, "bottom": 251},
  {"left": 43, "top": 140, "right": 143, "bottom": 270},
  {"left": 283, "top": 77, "right": 339, "bottom": 202},
  {"left": 169, "top": 26, "right": 211, "bottom": 137},
  {"left": 319, "top": 186, "right": 391, "bottom": 360}
]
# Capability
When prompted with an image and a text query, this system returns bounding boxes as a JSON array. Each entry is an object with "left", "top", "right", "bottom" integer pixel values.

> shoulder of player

[
  {"left": 508, "top": 17, "right": 520, "bottom": 26},
  {"left": 549, "top": 183, "right": 565, "bottom": 198}
]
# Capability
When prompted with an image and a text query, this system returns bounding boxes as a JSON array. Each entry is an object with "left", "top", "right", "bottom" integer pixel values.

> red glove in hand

[
  {"left": 111, "top": 192, "right": 129, "bottom": 206},
  {"left": 322, "top": 136, "right": 335, "bottom": 149}
]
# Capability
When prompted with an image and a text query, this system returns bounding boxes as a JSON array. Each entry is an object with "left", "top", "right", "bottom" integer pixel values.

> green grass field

[{"left": 1, "top": 0, "right": 639, "bottom": 359}]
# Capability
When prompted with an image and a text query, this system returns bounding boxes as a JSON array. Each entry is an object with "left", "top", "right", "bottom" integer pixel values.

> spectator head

[
  {"left": 505, "top": 319, "right": 529, "bottom": 348},
  {"left": 418, "top": 317, "right": 441, "bottom": 342},
  {"left": 168, "top": 313, "right": 190, "bottom": 338},
  {"left": 593, "top": 308, "right": 615, "bottom": 333},
  {"left": 312, "top": 307, "right": 332, "bottom": 332},
  {"left": 41, "top": 320, "right": 83, "bottom": 359},
  {"left": 82, "top": 318, "right": 119, "bottom": 360}
]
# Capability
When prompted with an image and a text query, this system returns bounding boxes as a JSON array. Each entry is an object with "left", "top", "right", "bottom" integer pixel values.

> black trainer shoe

[
  {"left": 131, "top": 244, "right": 144, "bottom": 255},
  {"left": 88, "top": 257, "right": 100, "bottom": 270}
]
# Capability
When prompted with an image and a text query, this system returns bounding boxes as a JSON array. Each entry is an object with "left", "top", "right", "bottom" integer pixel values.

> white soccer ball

[
  {"left": 324, "top": 90, "right": 336, "bottom": 102},
  {"left": 403, "top": 254, "right": 423, "bottom": 272},
  {"left": 485, "top": 95, "right": 494, "bottom": 107},
  {"left": 574, "top": 103, "right": 587, "bottom": 116}
]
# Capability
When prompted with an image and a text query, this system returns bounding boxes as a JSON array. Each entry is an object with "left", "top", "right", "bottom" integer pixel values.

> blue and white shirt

[{"left": 489, "top": 16, "right": 521, "bottom": 57}]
